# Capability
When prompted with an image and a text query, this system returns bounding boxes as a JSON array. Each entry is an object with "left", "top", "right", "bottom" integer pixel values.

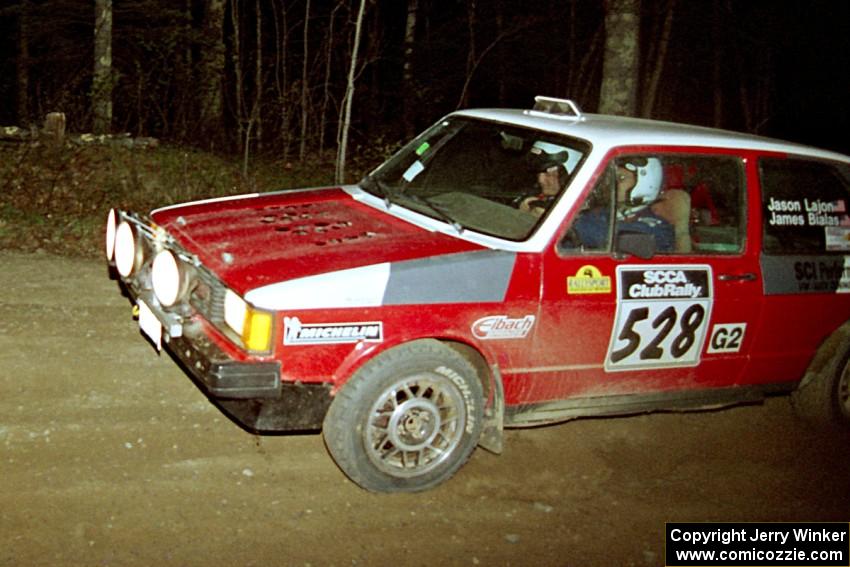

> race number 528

[{"left": 606, "top": 265, "right": 713, "bottom": 372}]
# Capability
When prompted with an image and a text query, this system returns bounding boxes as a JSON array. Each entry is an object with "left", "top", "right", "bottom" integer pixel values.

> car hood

[{"left": 150, "top": 187, "right": 489, "bottom": 297}]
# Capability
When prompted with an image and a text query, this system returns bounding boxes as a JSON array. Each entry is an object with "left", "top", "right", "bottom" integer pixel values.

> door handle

[{"left": 718, "top": 272, "right": 757, "bottom": 282}]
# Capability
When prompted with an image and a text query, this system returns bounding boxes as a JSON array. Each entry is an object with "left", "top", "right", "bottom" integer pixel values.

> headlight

[
  {"left": 224, "top": 289, "right": 273, "bottom": 352},
  {"left": 105, "top": 209, "right": 117, "bottom": 260},
  {"left": 114, "top": 221, "right": 141, "bottom": 277},
  {"left": 152, "top": 250, "right": 184, "bottom": 307}
]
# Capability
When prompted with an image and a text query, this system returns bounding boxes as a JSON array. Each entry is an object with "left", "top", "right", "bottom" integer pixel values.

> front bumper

[
  {"left": 128, "top": 287, "right": 332, "bottom": 432},
  {"left": 166, "top": 330, "right": 333, "bottom": 433},
  {"left": 109, "top": 210, "right": 333, "bottom": 432},
  {"left": 167, "top": 330, "right": 281, "bottom": 399}
]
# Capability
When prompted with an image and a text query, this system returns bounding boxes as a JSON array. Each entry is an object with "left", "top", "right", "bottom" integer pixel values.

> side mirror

[{"left": 616, "top": 231, "right": 656, "bottom": 259}]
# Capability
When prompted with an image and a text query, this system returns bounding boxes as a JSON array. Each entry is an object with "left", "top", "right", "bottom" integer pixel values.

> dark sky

[
  {"left": 639, "top": 0, "right": 850, "bottom": 153},
  {"left": 1, "top": 0, "right": 849, "bottom": 155},
  {"left": 767, "top": 1, "right": 850, "bottom": 151}
]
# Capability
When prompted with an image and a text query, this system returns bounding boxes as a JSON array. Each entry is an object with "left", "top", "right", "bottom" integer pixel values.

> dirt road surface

[{"left": 1, "top": 251, "right": 848, "bottom": 567}]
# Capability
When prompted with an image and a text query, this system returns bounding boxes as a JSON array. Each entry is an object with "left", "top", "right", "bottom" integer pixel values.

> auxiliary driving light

[
  {"left": 114, "top": 221, "right": 140, "bottom": 277},
  {"left": 105, "top": 209, "right": 117, "bottom": 260},
  {"left": 152, "top": 249, "right": 183, "bottom": 307},
  {"left": 224, "top": 289, "right": 247, "bottom": 335}
]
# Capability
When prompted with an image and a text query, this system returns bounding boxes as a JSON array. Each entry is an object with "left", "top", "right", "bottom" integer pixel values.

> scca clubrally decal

[{"left": 605, "top": 265, "right": 713, "bottom": 372}]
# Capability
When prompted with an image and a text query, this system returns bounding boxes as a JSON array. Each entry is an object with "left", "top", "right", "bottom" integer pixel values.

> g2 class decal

[
  {"left": 284, "top": 316, "right": 383, "bottom": 345},
  {"left": 707, "top": 323, "right": 747, "bottom": 354},
  {"left": 605, "top": 265, "right": 713, "bottom": 372},
  {"left": 471, "top": 315, "right": 535, "bottom": 340}
]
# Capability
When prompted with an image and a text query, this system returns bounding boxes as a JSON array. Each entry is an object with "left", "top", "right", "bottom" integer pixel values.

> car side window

[
  {"left": 673, "top": 156, "right": 746, "bottom": 255},
  {"left": 759, "top": 158, "right": 850, "bottom": 254},
  {"left": 562, "top": 154, "right": 746, "bottom": 255}
]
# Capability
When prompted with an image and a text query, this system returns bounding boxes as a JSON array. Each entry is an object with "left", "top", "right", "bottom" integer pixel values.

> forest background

[{"left": 1, "top": 0, "right": 849, "bottom": 256}]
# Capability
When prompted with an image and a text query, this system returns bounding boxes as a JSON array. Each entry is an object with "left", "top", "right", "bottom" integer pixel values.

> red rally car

[{"left": 106, "top": 97, "right": 850, "bottom": 492}]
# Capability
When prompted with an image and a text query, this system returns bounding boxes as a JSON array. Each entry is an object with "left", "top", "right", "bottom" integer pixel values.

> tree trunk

[
  {"left": 16, "top": 0, "right": 31, "bottom": 126},
  {"left": 231, "top": 0, "right": 246, "bottom": 153},
  {"left": 92, "top": 0, "right": 113, "bottom": 135},
  {"left": 336, "top": 0, "right": 367, "bottom": 184},
  {"left": 566, "top": 0, "right": 576, "bottom": 94},
  {"left": 43, "top": 112, "right": 66, "bottom": 149},
  {"left": 199, "top": 0, "right": 226, "bottom": 147},
  {"left": 641, "top": 0, "right": 675, "bottom": 118},
  {"left": 299, "top": 0, "right": 311, "bottom": 162},
  {"left": 271, "top": 0, "right": 291, "bottom": 161},
  {"left": 401, "top": 0, "right": 419, "bottom": 138},
  {"left": 254, "top": 0, "right": 263, "bottom": 154},
  {"left": 456, "top": 21, "right": 530, "bottom": 111},
  {"left": 575, "top": 23, "right": 604, "bottom": 105},
  {"left": 458, "top": 0, "right": 476, "bottom": 108},
  {"left": 711, "top": 0, "right": 724, "bottom": 127},
  {"left": 598, "top": 0, "right": 640, "bottom": 116},
  {"left": 319, "top": 2, "right": 344, "bottom": 155}
]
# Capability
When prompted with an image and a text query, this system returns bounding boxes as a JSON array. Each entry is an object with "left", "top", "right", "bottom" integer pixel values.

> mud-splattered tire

[
  {"left": 791, "top": 330, "right": 850, "bottom": 429},
  {"left": 323, "top": 339, "right": 484, "bottom": 493}
]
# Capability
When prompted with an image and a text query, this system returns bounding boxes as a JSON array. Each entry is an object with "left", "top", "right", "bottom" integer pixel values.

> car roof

[{"left": 455, "top": 107, "right": 850, "bottom": 164}]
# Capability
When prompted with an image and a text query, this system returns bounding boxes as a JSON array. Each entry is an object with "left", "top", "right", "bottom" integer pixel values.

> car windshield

[{"left": 360, "top": 117, "right": 589, "bottom": 241}]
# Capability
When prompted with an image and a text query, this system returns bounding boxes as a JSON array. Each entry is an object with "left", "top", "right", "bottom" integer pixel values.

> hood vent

[{"left": 258, "top": 203, "right": 380, "bottom": 246}]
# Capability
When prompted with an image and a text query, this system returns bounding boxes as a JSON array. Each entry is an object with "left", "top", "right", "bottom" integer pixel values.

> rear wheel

[
  {"left": 792, "top": 334, "right": 850, "bottom": 428},
  {"left": 323, "top": 339, "right": 484, "bottom": 492},
  {"left": 835, "top": 358, "right": 850, "bottom": 421}
]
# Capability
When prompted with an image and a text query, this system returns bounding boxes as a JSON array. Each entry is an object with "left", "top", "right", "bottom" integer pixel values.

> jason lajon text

[
  {"left": 669, "top": 527, "right": 848, "bottom": 546},
  {"left": 766, "top": 196, "right": 846, "bottom": 226}
]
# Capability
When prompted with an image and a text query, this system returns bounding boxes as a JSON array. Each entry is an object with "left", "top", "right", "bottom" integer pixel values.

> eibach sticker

[
  {"left": 471, "top": 315, "right": 535, "bottom": 340},
  {"left": 605, "top": 265, "right": 713, "bottom": 372}
]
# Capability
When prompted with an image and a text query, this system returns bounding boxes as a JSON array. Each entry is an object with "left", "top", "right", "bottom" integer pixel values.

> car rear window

[{"left": 759, "top": 157, "right": 850, "bottom": 254}]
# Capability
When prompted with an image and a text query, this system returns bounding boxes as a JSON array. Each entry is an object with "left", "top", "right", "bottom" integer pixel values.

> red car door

[
  {"left": 749, "top": 153, "right": 850, "bottom": 386},
  {"left": 516, "top": 150, "right": 764, "bottom": 412}
]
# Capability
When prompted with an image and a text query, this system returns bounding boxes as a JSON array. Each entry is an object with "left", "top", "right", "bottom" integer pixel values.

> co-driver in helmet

[{"left": 572, "top": 157, "right": 675, "bottom": 252}]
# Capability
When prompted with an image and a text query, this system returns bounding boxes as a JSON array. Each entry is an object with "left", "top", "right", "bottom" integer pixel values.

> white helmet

[
  {"left": 619, "top": 157, "right": 663, "bottom": 216},
  {"left": 529, "top": 141, "right": 582, "bottom": 173}
]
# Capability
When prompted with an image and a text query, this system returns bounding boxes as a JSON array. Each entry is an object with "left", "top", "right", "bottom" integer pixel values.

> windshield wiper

[
  {"left": 360, "top": 174, "right": 396, "bottom": 208},
  {"left": 362, "top": 176, "right": 463, "bottom": 234},
  {"left": 405, "top": 194, "right": 464, "bottom": 235}
]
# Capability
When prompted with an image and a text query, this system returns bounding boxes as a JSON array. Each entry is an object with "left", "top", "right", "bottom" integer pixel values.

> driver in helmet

[
  {"left": 572, "top": 157, "right": 675, "bottom": 252},
  {"left": 519, "top": 149, "right": 570, "bottom": 217}
]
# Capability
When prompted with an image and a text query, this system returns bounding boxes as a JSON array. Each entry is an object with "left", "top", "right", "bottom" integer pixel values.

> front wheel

[{"left": 323, "top": 339, "right": 484, "bottom": 492}]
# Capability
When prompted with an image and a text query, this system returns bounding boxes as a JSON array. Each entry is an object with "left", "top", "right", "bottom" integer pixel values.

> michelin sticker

[
  {"left": 284, "top": 316, "right": 383, "bottom": 345},
  {"left": 605, "top": 265, "right": 713, "bottom": 371}
]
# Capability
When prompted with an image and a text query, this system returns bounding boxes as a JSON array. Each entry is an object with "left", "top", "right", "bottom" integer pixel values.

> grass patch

[{"left": 0, "top": 142, "right": 371, "bottom": 258}]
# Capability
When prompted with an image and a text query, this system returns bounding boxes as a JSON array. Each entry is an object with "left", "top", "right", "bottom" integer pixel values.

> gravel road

[{"left": 1, "top": 251, "right": 848, "bottom": 566}]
